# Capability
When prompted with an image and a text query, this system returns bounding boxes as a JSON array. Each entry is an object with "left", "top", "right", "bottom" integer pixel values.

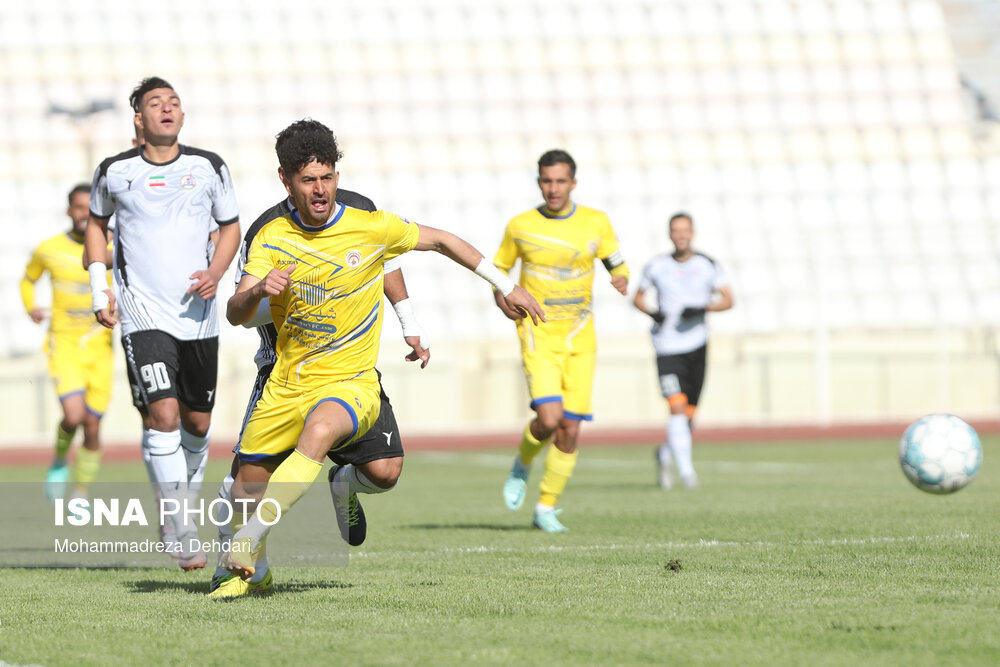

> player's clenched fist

[{"left": 258, "top": 264, "right": 296, "bottom": 296}]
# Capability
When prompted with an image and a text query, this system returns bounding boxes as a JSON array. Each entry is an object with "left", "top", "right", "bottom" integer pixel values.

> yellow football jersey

[
  {"left": 242, "top": 205, "right": 420, "bottom": 386},
  {"left": 21, "top": 231, "right": 111, "bottom": 339},
  {"left": 494, "top": 203, "right": 628, "bottom": 350}
]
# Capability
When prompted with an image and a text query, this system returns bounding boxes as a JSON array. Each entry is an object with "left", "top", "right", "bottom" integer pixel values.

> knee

[
  {"left": 180, "top": 414, "right": 211, "bottom": 438},
  {"left": 359, "top": 457, "right": 403, "bottom": 489},
  {"left": 535, "top": 411, "right": 562, "bottom": 436},
  {"left": 61, "top": 414, "right": 84, "bottom": 430},
  {"left": 145, "top": 401, "right": 180, "bottom": 432},
  {"left": 667, "top": 394, "right": 689, "bottom": 416}
]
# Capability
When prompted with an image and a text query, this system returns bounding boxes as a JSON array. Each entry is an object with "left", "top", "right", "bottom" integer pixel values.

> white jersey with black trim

[
  {"left": 90, "top": 145, "right": 239, "bottom": 340},
  {"left": 639, "top": 252, "right": 728, "bottom": 355}
]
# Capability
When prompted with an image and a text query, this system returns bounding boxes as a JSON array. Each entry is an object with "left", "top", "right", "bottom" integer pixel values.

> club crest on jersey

[
  {"left": 588, "top": 240, "right": 599, "bottom": 254},
  {"left": 346, "top": 250, "right": 362, "bottom": 268},
  {"left": 179, "top": 174, "right": 196, "bottom": 190}
]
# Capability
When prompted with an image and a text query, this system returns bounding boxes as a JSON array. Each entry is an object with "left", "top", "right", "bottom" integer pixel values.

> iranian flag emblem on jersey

[{"left": 148, "top": 175, "right": 166, "bottom": 188}]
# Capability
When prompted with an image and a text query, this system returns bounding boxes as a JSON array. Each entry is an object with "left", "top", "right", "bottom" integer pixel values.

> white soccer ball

[{"left": 899, "top": 414, "right": 982, "bottom": 494}]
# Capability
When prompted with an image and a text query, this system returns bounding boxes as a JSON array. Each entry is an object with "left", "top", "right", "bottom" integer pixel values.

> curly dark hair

[
  {"left": 129, "top": 76, "right": 175, "bottom": 112},
  {"left": 275, "top": 119, "right": 344, "bottom": 176}
]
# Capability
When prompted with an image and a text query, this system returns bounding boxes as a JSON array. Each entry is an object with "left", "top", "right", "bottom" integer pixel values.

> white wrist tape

[
  {"left": 474, "top": 258, "right": 516, "bottom": 297},
  {"left": 392, "top": 298, "right": 429, "bottom": 349},
  {"left": 87, "top": 262, "right": 110, "bottom": 312},
  {"left": 244, "top": 297, "right": 272, "bottom": 328}
]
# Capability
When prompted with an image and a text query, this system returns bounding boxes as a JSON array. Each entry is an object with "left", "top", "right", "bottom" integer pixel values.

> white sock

[
  {"left": 668, "top": 415, "right": 695, "bottom": 480},
  {"left": 657, "top": 441, "right": 673, "bottom": 467},
  {"left": 180, "top": 426, "right": 210, "bottom": 492},
  {"left": 212, "top": 473, "right": 235, "bottom": 579},
  {"left": 143, "top": 428, "right": 189, "bottom": 540},
  {"left": 535, "top": 502, "right": 554, "bottom": 513},
  {"left": 332, "top": 464, "right": 392, "bottom": 495}
]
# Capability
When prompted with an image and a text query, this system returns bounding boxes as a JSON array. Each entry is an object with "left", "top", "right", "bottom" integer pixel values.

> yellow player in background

[
  {"left": 21, "top": 184, "right": 113, "bottom": 499},
  {"left": 495, "top": 149, "right": 630, "bottom": 532}
]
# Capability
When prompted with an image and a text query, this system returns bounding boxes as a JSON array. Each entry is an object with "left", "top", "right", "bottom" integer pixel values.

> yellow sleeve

[
  {"left": 20, "top": 247, "right": 45, "bottom": 313},
  {"left": 383, "top": 212, "right": 420, "bottom": 259},
  {"left": 596, "top": 214, "right": 629, "bottom": 280},
  {"left": 242, "top": 232, "right": 274, "bottom": 281},
  {"left": 492, "top": 221, "right": 519, "bottom": 272}
]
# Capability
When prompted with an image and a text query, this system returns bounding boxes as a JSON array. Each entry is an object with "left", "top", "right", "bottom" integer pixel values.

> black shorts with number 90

[{"left": 122, "top": 330, "right": 218, "bottom": 413}]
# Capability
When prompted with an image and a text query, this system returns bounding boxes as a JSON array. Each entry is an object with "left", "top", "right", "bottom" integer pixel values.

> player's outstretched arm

[
  {"left": 414, "top": 224, "right": 545, "bottom": 325},
  {"left": 85, "top": 214, "right": 116, "bottom": 328},
  {"left": 227, "top": 264, "right": 295, "bottom": 326},
  {"left": 384, "top": 261, "right": 430, "bottom": 368}
]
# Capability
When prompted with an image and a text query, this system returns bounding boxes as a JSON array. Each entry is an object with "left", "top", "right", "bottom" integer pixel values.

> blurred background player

[
  {"left": 21, "top": 184, "right": 113, "bottom": 500},
  {"left": 220, "top": 119, "right": 542, "bottom": 593},
  {"left": 85, "top": 76, "right": 241, "bottom": 570},
  {"left": 633, "top": 212, "right": 733, "bottom": 489},
  {"left": 496, "top": 149, "right": 629, "bottom": 533},
  {"left": 209, "top": 188, "right": 430, "bottom": 596}
]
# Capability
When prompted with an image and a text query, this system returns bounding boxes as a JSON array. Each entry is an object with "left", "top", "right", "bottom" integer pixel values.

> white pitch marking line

[
  {"left": 417, "top": 451, "right": 818, "bottom": 473},
  {"left": 353, "top": 533, "right": 974, "bottom": 559}
]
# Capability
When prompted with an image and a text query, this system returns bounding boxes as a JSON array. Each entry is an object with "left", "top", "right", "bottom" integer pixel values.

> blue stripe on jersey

[
  {"left": 536, "top": 204, "right": 577, "bottom": 220},
  {"left": 291, "top": 303, "right": 380, "bottom": 350},
  {"left": 562, "top": 410, "right": 593, "bottom": 422},
  {"left": 289, "top": 204, "right": 346, "bottom": 231}
]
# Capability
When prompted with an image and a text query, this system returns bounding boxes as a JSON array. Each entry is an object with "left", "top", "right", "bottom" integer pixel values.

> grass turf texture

[{"left": 1, "top": 439, "right": 998, "bottom": 666}]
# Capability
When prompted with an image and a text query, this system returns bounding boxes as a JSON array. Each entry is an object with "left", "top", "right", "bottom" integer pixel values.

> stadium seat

[{"left": 2, "top": 0, "right": 998, "bottom": 361}]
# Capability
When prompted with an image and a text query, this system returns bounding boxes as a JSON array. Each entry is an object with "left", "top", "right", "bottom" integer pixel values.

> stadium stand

[{"left": 1, "top": 0, "right": 999, "bottom": 441}]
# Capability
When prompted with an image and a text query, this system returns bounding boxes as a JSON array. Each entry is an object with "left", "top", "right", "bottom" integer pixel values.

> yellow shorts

[
  {"left": 46, "top": 329, "right": 114, "bottom": 416},
  {"left": 520, "top": 344, "right": 596, "bottom": 421},
  {"left": 236, "top": 371, "right": 382, "bottom": 462}
]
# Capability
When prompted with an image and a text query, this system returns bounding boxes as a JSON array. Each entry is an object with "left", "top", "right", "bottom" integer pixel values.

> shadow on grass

[
  {"left": 404, "top": 523, "right": 532, "bottom": 531},
  {"left": 126, "top": 578, "right": 354, "bottom": 596},
  {"left": 127, "top": 578, "right": 210, "bottom": 595}
]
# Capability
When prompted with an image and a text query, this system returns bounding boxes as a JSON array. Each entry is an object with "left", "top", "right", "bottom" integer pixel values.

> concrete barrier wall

[{"left": 3, "top": 327, "right": 997, "bottom": 448}]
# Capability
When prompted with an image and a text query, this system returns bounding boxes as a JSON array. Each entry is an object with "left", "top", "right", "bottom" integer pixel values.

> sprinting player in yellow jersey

[
  {"left": 495, "top": 149, "right": 630, "bottom": 533},
  {"left": 216, "top": 119, "right": 543, "bottom": 593},
  {"left": 21, "top": 184, "right": 112, "bottom": 500}
]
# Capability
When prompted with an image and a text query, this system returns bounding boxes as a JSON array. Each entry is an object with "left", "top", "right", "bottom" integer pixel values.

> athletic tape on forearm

[
  {"left": 392, "top": 298, "right": 430, "bottom": 348},
  {"left": 383, "top": 256, "right": 401, "bottom": 274},
  {"left": 87, "top": 262, "right": 109, "bottom": 312},
  {"left": 474, "top": 258, "right": 516, "bottom": 296},
  {"left": 244, "top": 297, "right": 272, "bottom": 328}
]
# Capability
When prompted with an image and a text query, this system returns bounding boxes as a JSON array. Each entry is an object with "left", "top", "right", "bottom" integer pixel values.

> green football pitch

[{"left": 1, "top": 439, "right": 997, "bottom": 666}]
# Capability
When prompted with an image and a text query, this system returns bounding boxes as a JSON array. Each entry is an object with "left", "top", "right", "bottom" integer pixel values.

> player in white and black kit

[
  {"left": 633, "top": 212, "right": 733, "bottom": 490},
  {"left": 85, "top": 77, "right": 241, "bottom": 570},
  {"left": 208, "top": 191, "right": 430, "bottom": 595}
]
